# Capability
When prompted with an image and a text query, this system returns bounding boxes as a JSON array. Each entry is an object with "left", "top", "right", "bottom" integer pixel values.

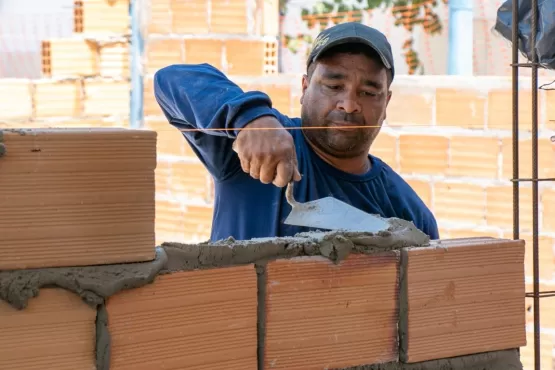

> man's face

[{"left": 300, "top": 50, "right": 392, "bottom": 159}]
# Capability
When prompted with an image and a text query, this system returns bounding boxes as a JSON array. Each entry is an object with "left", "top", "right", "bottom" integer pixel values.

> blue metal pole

[
  {"left": 447, "top": 0, "right": 474, "bottom": 75},
  {"left": 130, "top": 0, "right": 144, "bottom": 128}
]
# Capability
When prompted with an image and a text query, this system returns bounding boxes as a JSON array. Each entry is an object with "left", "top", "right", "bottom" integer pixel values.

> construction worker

[{"left": 154, "top": 22, "right": 439, "bottom": 242}]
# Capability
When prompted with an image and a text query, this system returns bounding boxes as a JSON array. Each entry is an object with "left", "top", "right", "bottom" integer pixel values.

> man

[{"left": 154, "top": 22, "right": 439, "bottom": 241}]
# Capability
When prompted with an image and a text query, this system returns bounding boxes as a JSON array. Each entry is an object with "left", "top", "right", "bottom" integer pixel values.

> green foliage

[{"left": 283, "top": 0, "right": 448, "bottom": 75}]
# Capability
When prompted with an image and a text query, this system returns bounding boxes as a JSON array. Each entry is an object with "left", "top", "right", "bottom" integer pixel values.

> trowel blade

[{"left": 284, "top": 196, "right": 390, "bottom": 233}]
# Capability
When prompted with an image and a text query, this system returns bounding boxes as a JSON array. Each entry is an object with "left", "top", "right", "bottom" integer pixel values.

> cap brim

[{"left": 309, "top": 36, "right": 392, "bottom": 70}]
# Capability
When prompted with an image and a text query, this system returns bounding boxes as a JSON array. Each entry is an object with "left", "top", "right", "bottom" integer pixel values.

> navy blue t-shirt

[{"left": 154, "top": 63, "right": 439, "bottom": 242}]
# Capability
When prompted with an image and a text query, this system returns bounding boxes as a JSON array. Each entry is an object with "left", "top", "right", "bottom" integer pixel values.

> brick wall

[
  {"left": 0, "top": 0, "right": 130, "bottom": 130},
  {"left": 0, "top": 218, "right": 528, "bottom": 369}
]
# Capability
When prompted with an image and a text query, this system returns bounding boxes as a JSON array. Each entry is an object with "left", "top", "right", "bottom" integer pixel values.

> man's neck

[{"left": 309, "top": 142, "right": 371, "bottom": 175}]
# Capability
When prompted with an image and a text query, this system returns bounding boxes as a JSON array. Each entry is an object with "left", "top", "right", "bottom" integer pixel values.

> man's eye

[
  {"left": 325, "top": 85, "right": 341, "bottom": 90},
  {"left": 361, "top": 91, "right": 377, "bottom": 96}
]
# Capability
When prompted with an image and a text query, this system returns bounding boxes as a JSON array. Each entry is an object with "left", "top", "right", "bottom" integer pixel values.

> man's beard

[{"left": 301, "top": 109, "right": 374, "bottom": 159}]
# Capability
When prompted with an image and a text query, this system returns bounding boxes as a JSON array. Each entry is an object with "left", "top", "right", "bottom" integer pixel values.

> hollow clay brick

[
  {"left": 400, "top": 237, "right": 526, "bottom": 363},
  {"left": 263, "top": 253, "right": 400, "bottom": 369},
  {"left": 106, "top": 265, "right": 258, "bottom": 370},
  {"left": 0, "top": 288, "right": 96, "bottom": 370},
  {"left": 0, "top": 128, "right": 157, "bottom": 269}
]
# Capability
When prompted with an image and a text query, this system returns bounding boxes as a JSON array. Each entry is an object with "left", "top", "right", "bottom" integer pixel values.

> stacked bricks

[
  {"left": 0, "top": 127, "right": 157, "bottom": 369},
  {"left": 0, "top": 0, "right": 130, "bottom": 131},
  {"left": 0, "top": 208, "right": 528, "bottom": 370},
  {"left": 143, "top": 0, "right": 280, "bottom": 244}
]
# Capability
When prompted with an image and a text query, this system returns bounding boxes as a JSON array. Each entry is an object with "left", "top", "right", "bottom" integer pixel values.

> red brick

[
  {"left": 226, "top": 39, "right": 270, "bottom": 76},
  {"left": 501, "top": 137, "right": 555, "bottom": 181},
  {"left": 488, "top": 89, "right": 541, "bottom": 130},
  {"left": 83, "top": 79, "right": 130, "bottom": 116},
  {"left": 405, "top": 179, "right": 431, "bottom": 206},
  {"left": 210, "top": 0, "right": 248, "bottom": 34},
  {"left": 170, "top": 0, "right": 209, "bottom": 34},
  {"left": 436, "top": 88, "right": 486, "bottom": 129},
  {"left": 146, "top": 38, "right": 184, "bottom": 73},
  {"left": 543, "top": 189, "right": 555, "bottom": 233},
  {"left": 485, "top": 186, "right": 534, "bottom": 231},
  {"left": 0, "top": 288, "right": 96, "bottom": 370},
  {"left": 184, "top": 39, "right": 223, "bottom": 69},
  {"left": 99, "top": 42, "right": 129, "bottom": 78},
  {"left": 448, "top": 136, "right": 500, "bottom": 178},
  {"left": 155, "top": 199, "right": 213, "bottom": 243},
  {"left": 399, "top": 135, "right": 449, "bottom": 174},
  {"left": 106, "top": 266, "right": 258, "bottom": 370},
  {"left": 264, "top": 253, "right": 399, "bottom": 369},
  {"left": 401, "top": 238, "right": 526, "bottom": 363},
  {"left": 433, "top": 182, "right": 486, "bottom": 225},
  {"left": 386, "top": 87, "right": 433, "bottom": 126},
  {"left": 0, "top": 128, "right": 156, "bottom": 269},
  {"left": 33, "top": 79, "right": 81, "bottom": 118},
  {"left": 147, "top": 0, "right": 172, "bottom": 34},
  {"left": 371, "top": 132, "right": 398, "bottom": 169}
]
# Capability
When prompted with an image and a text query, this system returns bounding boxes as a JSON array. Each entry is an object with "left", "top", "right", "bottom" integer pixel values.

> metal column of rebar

[{"left": 511, "top": 0, "right": 540, "bottom": 369}]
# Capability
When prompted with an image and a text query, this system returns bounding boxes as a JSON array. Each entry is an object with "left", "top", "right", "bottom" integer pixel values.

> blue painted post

[
  {"left": 447, "top": 0, "right": 474, "bottom": 75},
  {"left": 130, "top": 0, "right": 144, "bottom": 128}
]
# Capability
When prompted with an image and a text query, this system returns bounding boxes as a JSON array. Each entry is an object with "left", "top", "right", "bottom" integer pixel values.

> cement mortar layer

[
  {"left": 336, "top": 349, "right": 522, "bottom": 370},
  {"left": 0, "top": 217, "right": 428, "bottom": 310}
]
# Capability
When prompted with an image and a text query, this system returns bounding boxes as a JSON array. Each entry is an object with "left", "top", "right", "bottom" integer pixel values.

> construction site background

[{"left": 0, "top": 0, "right": 554, "bottom": 368}]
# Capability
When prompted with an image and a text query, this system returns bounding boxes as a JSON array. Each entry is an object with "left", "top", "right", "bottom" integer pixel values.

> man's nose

[{"left": 336, "top": 93, "right": 361, "bottom": 114}]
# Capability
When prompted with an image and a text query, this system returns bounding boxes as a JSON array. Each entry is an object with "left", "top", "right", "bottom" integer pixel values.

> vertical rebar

[
  {"left": 511, "top": 0, "right": 520, "bottom": 243},
  {"left": 530, "top": 0, "right": 540, "bottom": 368}
]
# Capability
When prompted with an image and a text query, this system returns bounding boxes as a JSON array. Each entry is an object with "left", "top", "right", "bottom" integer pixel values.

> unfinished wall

[{"left": 0, "top": 176, "right": 528, "bottom": 370}]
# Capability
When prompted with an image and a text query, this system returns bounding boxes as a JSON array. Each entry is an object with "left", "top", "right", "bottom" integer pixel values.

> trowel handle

[{"left": 285, "top": 182, "right": 300, "bottom": 208}]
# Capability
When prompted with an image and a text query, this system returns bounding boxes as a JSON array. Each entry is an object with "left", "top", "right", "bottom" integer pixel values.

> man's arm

[{"left": 153, "top": 63, "right": 280, "bottom": 181}]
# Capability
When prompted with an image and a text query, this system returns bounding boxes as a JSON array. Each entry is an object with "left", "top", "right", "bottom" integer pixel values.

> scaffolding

[{"left": 510, "top": 0, "right": 555, "bottom": 369}]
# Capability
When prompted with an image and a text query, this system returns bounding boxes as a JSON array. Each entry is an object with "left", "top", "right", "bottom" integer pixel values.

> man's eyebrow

[
  {"left": 321, "top": 71, "right": 345, "bottom": 80},
  {"left": 363, "top": 79, "right": 383, "bottom": 89}
]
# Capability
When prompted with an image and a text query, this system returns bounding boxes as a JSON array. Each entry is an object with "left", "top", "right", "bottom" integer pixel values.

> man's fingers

[
  {"left": 249, "top": 159, "right": 261, "bottom": 179},
  {"left": 273, "top": 161, "right": 292, "bottom": 188}
]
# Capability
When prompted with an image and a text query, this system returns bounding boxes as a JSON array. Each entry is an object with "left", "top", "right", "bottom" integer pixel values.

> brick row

[
  {"left": 73, "top": 0, "right": 130, "bottom": 35},
  {"left": 145, "top": 37, "right": 279, "bottom": 76},
  {"left": 42, "top": 38, "right": 130, "bottom": 78},
  {"left": 0, "top": 78, "right": 130, "bottom": 121},
  {"left": 0, "top": 237, "right": 526, "bottom": 368},
  {"left": 147, "top": 0, "right": 279, "bottom": 37}
]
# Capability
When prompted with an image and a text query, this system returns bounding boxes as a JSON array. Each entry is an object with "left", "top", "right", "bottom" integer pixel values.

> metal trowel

[{"left": 283, "top": 182, "right": 390, "bottom": 233}]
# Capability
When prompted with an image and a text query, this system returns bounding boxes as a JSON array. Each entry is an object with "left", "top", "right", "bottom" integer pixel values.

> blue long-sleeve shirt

[{"left": 153, "top": 63, "right": 439, "bottom": 242}]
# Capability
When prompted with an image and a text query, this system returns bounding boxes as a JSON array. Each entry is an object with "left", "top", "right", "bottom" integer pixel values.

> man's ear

[
  {"left": 383, "top": 90, "right": 392, "bottom": 121},
  {"left": 300, "top": 74, "right": 309, "bottom": 105}
]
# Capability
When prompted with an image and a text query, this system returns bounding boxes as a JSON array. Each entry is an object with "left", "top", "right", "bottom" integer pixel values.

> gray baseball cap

[{"left": 307, "top": 22, "right": 395, "bottom": 80}]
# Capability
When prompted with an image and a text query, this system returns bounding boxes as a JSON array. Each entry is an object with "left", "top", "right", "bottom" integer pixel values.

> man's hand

[{"left": 233, "top": 116, "right": 302, "bottom": 187}]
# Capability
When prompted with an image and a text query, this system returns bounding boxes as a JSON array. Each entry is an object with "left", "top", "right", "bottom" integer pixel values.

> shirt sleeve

[{"left": 153, "top": 63, "right": 280, "bottom": 181}]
